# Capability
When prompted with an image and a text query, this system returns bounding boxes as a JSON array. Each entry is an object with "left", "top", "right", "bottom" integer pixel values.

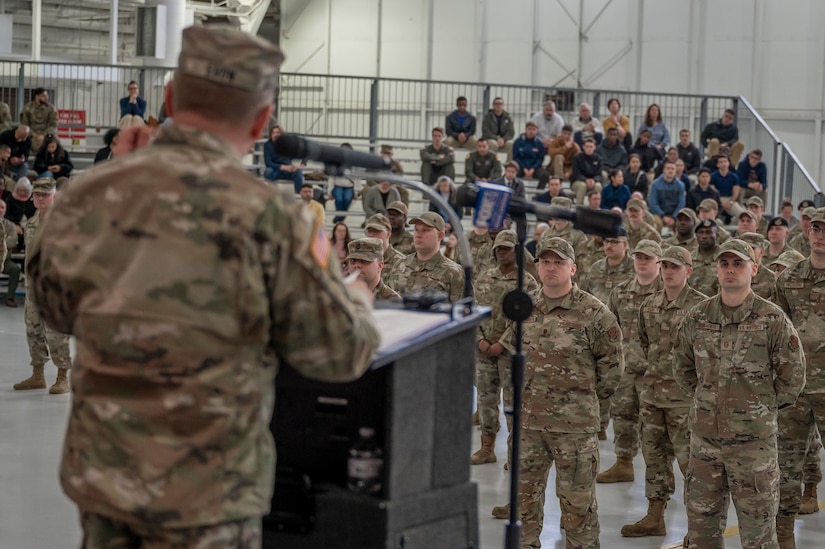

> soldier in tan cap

[
  {"left": 690, "top": 219, "right": 721, "bottom": 296},
  {"left": 737, "top": 209, "right": 759, "bottom": 235},
  {"left": 624, "top": 198, "right": 661, "bottom": 249},
  {"left": 26, "top": 25, "right": 380, "bottom": 547},
  {"left": 769, "top": 248, "right": 805, "bottom": 277},
  {"left": 345, "top": 237, "right": 401, "bottom": 301},
  {"left": 364, "top": 213, "right": 405, "bottom": 290},
  {"left": 622, "top": 245, "right": 706, "bottom": 538},
  {"left": 787, "top": 206, "right": 815, "bottom": 257},
  {"left": 675, "top": 239, "right": 804, "bottom": 548},
  {"left": 745, "top": 196, "right": 768, "bottom": 235},
  {"left": 491, "top": 236, "right": 623, "bottom": 548},
  {"left": 738, "top": 231, "right": 776, "bottom": 300},
  {"left": 599, "top": 239, "right": 663, "bottom": 484},
  {"left": 696, "top": 198, "right": 732, "bottom": 244},
  {"left": 395, "top": 211, "right": 465, "bottom": 302},
  {"left": 661, "top": 208, "right": 698, "bottom": 254},
  {"left": 472, "top": 230, "right": 538, "bottom": 465},
  {"left": 386, "top": 200, "right": 414, "bottom": 255},
  {"left": 547, "top": 195, "right": 587, "bottom": 253}
]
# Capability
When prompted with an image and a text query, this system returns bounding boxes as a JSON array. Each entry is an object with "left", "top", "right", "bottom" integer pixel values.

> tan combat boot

[
  {"left": 13, "top": 365, "right": 46, "bottom": 390},
  {"left": 596, "top": 456, "right": 635, "bottom": 483},
  {"left": 49, "top": 368, "right": 70, "bottom": 394},
  {"left": 471, "top": 434, "right": 497, "bottom": 465},
  {"left": 491, "top": 503, "right": 509, "bottom": 519},
  {"left": 799, "top": 483, "right": 820, "bottom": 514},
  {"left": 620, "top": 498, "right": 667, "bottom": 537},
  {"left": 775, "top": 515, "right": 796, "bottom": 549}
]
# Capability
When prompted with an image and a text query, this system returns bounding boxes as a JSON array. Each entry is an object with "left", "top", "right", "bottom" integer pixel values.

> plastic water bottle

[{"left": 347, "top": 427, "right": 383, "bottom": 495}]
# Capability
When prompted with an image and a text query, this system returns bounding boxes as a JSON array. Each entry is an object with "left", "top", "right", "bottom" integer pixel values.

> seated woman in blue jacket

[
  {"left": 263, "top": 125, "right": 305, "bottom": 193},
  {"left": 600, "top": 169, "right": 631, "bottom": 210},
  {"left": 119, "top": 81, "right": 147, "bottom": 128}
]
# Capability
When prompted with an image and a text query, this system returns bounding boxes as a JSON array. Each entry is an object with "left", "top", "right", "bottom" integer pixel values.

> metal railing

[{"left": 0, "top": 58, "right": 818, "bottom": 211}]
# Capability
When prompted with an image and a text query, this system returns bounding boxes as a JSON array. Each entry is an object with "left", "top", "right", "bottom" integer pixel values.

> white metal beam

[
  {"left": 32, "top": 0, "right": 41, "bottom": 60},
  {"left": 110, "top": 0, "right": 119, "bottom": 65}
]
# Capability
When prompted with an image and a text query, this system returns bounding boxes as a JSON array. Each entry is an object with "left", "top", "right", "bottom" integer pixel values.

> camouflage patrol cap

[
  {"left": 770, "top": 249, "right": 805, "bottom": 270},
  {"left": 676, "top": 208, "right": 697, "bottom": 223},
  {"left": 626, "top": 198, "right": 646, "bottom": 211},
  {"left": 365, "top": 214, "right": 391, "bottom": 233},
  {"left": 346, "top": 237, "right": 384, "bottom": 262},
  {"left": 177, "top": 25, "right": 284, "bottom": 93},
  {"left": 697, "top": 199, "right": 719, "bottom": 212},
  {"left": 632, "top": 239, "right": 663, "bottom": 258},
  {"left": 492, "top": 230, "right": 517, "bottom": 251},
  {"left": 809, "top": 207, "right": 825, "bottom": 225},
  {"left": 768, "top": 216, "right": 789, "bottom": 229},
  {"left": 738, "top": 210, "right": 758, "bottom": 222},
  {"left": 409, "top": 211, "right": 446, "bottom": 232},
  {"left": 738, "top": 232, "right": 769, "bottom": 249},
  {"left": 745, "top": 196, "right": 764, "bottom": 208},
  {"left": 802, "top": 206, "right": 817, "bottom": 220},
  {"left": 695, "top": 219, "right": 717, "bottom": 232},
  {"left": 660, "top": 246, "right": 693, "bottom": 266},
  {"left": 550, "top": 196, "right": 573, "bottom": 208},
  {"left": 535, "top": 236, "right": 575, "bottom": 262},
  {"left": 387, "top": 201, "right": 408, "bottom": 216},
  {"left": 715, "top": 238, "right": 756, "bottom": 262},
  {"left": 32, "top": 177, "right": 56, "bottom": 193},
  {"left": 380, "top": 144, "right": 393, "bottom": 154}
]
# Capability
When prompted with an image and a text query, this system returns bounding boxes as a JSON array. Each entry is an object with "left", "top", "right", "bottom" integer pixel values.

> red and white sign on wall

[{"left": 57, "top": 109, "right": 87, "bottom": 146}]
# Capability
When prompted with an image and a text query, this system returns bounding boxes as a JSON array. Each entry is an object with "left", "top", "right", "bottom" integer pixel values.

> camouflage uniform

[
  {"left": 500, "top": 261, "right": 623, "bottom": 549},
  {"left": 26, "top": 26, "right": 380, "bottom": 545},
  {"left": 638, "top": 278, "right": 707, "bottom": 501},
  {"left": 374, "top": 280, "right": 402, "bottom": 301},
  {"left": 382, "top": 244, "right": 406, "bottom": 290},
  {"left": 24, "top": 207, "right": 72, "bottom": 371},
  {"left": 548, "top": 222, "right": 588, "bottom": 255},
  {"left": 20, "top": 99, "right": 57, "bottom": 136},
  {"left": 689, "top": 247, "right": 719, "bottom": 297},
  {"left": 625, "top": 221, "right": 661, "bottom": 250},
  {"left": 673, "top": 284, "right": 805, "bottom": 548},
  {"left": 575, "top": 237, "right": 605, "bottom": 280},
  {"left": 419, "top": 142, "right": 455, "bottom": 186},
  {"left": 579, "top": 254, "right": 634, "bottom": 305},
  {"left": 716, "top": 225, "right": 732, "bottom": 244},
  {"left": 661, "top": 234, "right": 699, "bottom": 255},
  {"left": 774, "top": 255, "right": 825, "bottom": 520},
  {"left": 606, "top": 246, "right": 662, "bottom": 462},
  {"left": 464, "top": 150, "right": 502, "bottom": 182},
  {"left": 389, "top": 230, "right": 414, "bottom": 256},
  {"left": 751, "top": 264, "right": 776, "bottom": 300},
  {"left": 787, "top": 231, "right": 810, "bottom": 257}
]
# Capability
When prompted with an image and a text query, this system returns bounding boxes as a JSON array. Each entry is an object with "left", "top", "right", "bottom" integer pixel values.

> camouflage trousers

[
  {"left": 777, "top": 392, "right": 825, "bottom": 517},
  {"left": 476, "top": 354, "right": 513, "bottom": 437},
  {"left": 25, "top": 295, "right": 71, "bottom": 369},
  {"left": 685, "top": 434, "right": 779, "bottom": 549},
  {"left": 639, "top": 402, "right": 690, "bottom": 501},
  {"left": 598, "top": 396, "right": 610, "bottom": 433},
  {"left": 609, "top": 372, "right": 640, "bottom": 459},
  {"left": 79, "top": 511, "right": 261, "bottom": 549},
  {"left": 803, "top": 427, "right": 823, "bottom": 485},
  {"left": 518, "top": 430, "right": 600, "bottom": 549}
]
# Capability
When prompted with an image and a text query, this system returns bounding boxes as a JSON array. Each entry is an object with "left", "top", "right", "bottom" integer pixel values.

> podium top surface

[{"left": 370, "top": 306, "right": 490, "bottom": 369}]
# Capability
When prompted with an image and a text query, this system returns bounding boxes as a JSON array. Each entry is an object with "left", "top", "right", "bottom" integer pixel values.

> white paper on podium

[{"left": 372, "top": 309, "right": 452, "bottom": 353}]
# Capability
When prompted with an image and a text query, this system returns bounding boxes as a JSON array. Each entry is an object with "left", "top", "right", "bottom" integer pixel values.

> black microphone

[
  {"left": 455, "top": 183, "right": 623, "bottom": 239},
  {"left": 273, "top": 134, "right": 393, "bottom": 172}
]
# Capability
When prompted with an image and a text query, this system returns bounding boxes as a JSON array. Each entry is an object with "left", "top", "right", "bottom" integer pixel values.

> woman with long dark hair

[
  {"left": 330, "top": 222, "right": 352, "bottom": 268},
  {"left": 637, "top": 103, "right": 670, "bottom": 149},
  {"left": 33, "top": 134, "right": 73, "bottom": 179}
]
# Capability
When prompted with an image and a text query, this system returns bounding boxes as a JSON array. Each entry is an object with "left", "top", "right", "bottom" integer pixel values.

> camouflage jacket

[
  {"left": 396, "top": 250, "right": 465, "bottom": 303},
  {"left": 579, "top": 254, "right": 634, "bottom": 305},
  {"left": 716, "top": 225, "right": 732, "bottom": 244},
  {"left": 626, "top": 221, "right": 661, "bottom": 250},
  {"left": 775, "top": 258, "right": 825, "bottom": 394},
  {"left": 478, "top": 265, "right": 538, "bottom": 343},
  {"left": 574, "top": 237, "right": 606, "bottom": 281},
  {"left": 661, "top": 234, "right": 699, "bottom": 255},
  {"left": 464, "top": 151, "right": 502, "bottom": 182},
  {"left": 608, "top": 276, "right": 663, "bottom": 376},
  {"left": 548, "top": 223, "right": 588, "bottom": 255},
  {"left": 501, "top": 285, "right": 623, "bottom": 433},
  {"left": 788, "top": 232, "right": 810, "bottom": 257},
  {"left": 389, "top": 229, "right": 414, "bottom": 256},
  {"left": 689, "top": 247, "right": 719, "bottom": 297},
  {"left": 752, "top": 264, "right": 776, "bottom": 301},
  {"left": 639, "top": 284, "right": 707, "bottom": 408},
  {"left": 20, "top": 100, "right": 57, "bottom": 135},
  {"left": 382, "top": 244, "right": 406, "bottom": 290},
  {"left": 26, "top": 124, "right": 380, "bottom": 528},
  {"left": 375, "top": 279, "right": 402, "bottom": 301},
  {"left": 673, "top": 292, "right": 806, "bottom": 440}
]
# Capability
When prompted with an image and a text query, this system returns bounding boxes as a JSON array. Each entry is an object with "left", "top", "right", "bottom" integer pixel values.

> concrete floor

[{"left": 1, "top": 300, "right": 824, "bottom": 548}]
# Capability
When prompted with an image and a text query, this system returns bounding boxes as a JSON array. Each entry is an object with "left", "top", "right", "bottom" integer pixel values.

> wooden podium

[{"left": 264, "top": 306, "right": 488, "bottom": 549}]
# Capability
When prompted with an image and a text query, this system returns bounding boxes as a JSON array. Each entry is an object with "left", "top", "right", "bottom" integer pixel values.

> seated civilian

[
  {"left": 33, "top": 134, "right": 73, "bottom": 179},
  {"left": 701, "top": 108, "right": 745, "bottom": 166},
  {"left": 596, "top": 127, "right": 628, "bottom": 174},
  {"left": 526, "top": 222, "right": 550, "bottom": 257},
  {"left": 674, "top": 159, "right": 691, "bottom": 189},
  {"left": 736, "top": 149, "right": 768, "bottom": 204},
  {"left": 493, "top": 161, "right": 526, "bottom": 199},
  {"left": 654, "top": 147, "right": 680, "bottom": 177},
  {"left": 481, "top": 97, "right": 515, "bottom": 158},
  {"left": 745, "top": 196, "right": 768, "bottom": 235},
  {"left": 3, "top": 177, "right": 35, "bottom": 251},
  {"left": 445, "top": 96, "right": 477, "bottom": 150},
  {"left": 119, "top": 81, "right": 147, "bottom": 128},
  {"left": 779, "top": 200, "right": 797, "bottom": 229},
  {"left": 586, "top": 188, "right": 601, "bottom": 209},
  {"left": 299, "top": 182, "right": 326, "bottom": 228},
  {"left": 330, "top": 222, "right": 352, "bottom": 270},
  {"left": 648, "top": 160, "right": 686, "bottom": 229},
  {"left": 429, "top": 175, "right": 462, "bottom": 221},
  {"left": 465, "top": 139, "right": 502, "bottom": 183},
  {"left": 571, "top": 102, "right": 603, "bottom": 147},
  {"left": 534, "top": 176, "right": 573, "bottom": 221},
  {"left": 686, "top": 168, "right": 722, "bottom": 211},
  {"left": 676, "top": 128, "right": 701, "bottom": 179},
  {"left": 547, "top": 124, "right": 579, "bottom": 182},
  {"left": 512, "top": 121, "right": 549, "bottom": 189},
  {"left": 623, "top": 153, "right": 649, "bottom": 198},
  {"left": 637, "top": 103, "right": 670, "bottom": 149},
  {"left": 263, "top": 124, "right": 305, "bottom": 192},
  {"left": 629, "top": 129, "right": 664, "bottom": 175},
  {"left": 601, "top": 169, "right": 631, "bottom": 210},
  {"left": 531, "top": 100, "right": 565, "bottom": 149},
  {"left": 0, "top": 125, "right": 32, "bottom": 180},
  {"left": 570, "top": 138, "right": 603, "bottom": 205},
  {"left": 709, "top": 154, "right": 744, "bottom": 218},
  {"left": 602, "top": 97, "right": 632, "bottom": 151},
  {"left": 420, "top": 126, "right": 456, "bottom": 185},
  {"left": 94, "top": 128, "right": 119, "bottom": 164},
  {"left": 364, "top": 179, "right": 401, "bottom": 218}
]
